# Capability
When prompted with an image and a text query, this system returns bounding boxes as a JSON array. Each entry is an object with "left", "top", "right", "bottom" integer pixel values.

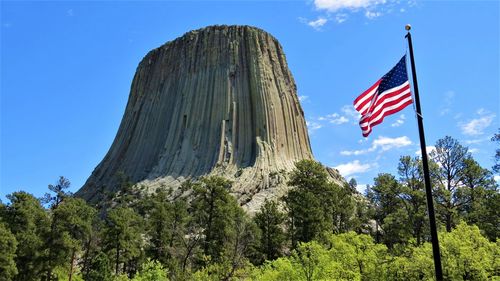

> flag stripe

[
  {"left": 360, "top": 93, "right": 412, "bottom": 129},
  {"left": 359, "top": 84, "right": 411, "bottom": 126},
  {"left": 354, "top": 55, "right": 412, "bottom": 137},
  {"left": 361, "top": 98, "right": 413, "bottom": 137},
  {"left": 360, "top": 95, "right": 413, "bottom": 134},
  {"left": 354, "top": 79, "right": 381, "bottom": 114}
]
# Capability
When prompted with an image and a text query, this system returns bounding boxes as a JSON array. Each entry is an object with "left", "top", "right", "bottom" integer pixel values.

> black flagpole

[{"left": 405, "top": 24, "right": 443, "bottom": 281}]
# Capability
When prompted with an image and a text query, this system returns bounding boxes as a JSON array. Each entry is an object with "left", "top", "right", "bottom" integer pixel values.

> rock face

[{"left": 77, "top": 25, "right": 343, "bottom": 212}]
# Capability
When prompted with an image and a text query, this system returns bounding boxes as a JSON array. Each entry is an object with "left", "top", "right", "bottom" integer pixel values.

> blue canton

[{"left": 378, "top": 55, "right": 409, "bottom": 94}]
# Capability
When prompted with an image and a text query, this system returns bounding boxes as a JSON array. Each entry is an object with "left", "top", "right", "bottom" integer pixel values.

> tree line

[{"left": 0, "top": 133, "right": 499, "bottom": 280}]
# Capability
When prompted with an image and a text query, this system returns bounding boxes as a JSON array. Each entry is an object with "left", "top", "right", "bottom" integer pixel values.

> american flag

[{"left": 354, "top": 55, "right": 413, "bottom": 137}]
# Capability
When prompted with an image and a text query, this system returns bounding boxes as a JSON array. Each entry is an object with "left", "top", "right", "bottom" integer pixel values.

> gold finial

[{"left": 405, "top": 24, "right": 411, "bottom": 31}]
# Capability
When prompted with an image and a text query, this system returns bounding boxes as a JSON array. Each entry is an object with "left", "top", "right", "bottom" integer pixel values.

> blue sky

[{"left": 1, "top": 0, "right": 499, "bottom": 200}]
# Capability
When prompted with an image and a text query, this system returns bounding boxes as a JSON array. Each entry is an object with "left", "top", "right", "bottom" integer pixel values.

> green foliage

[
  {"left": 131, "top": 259, "right": 168, "bottom": 281},
  {"left": 42, "top": 176, "right": 72, "bottom": 209},
  {"left": 85, "top": 252, "right": 113, "bottom": 281},
  {"left": 3, "top": 147, "right": 498, "bottom": 281},
  {"left": 368, "top": 173, "right": 412, "bottom": 247},
  {"left": 397, "top": 156, "right": 428, "bottom": 245},
  {"left": 0, "top": 222, "right": 18, "bottom": 281},
  {"left": 3, "top": 192, "right": 49, "bottom": 281},
  {"left": 252, "top": 233, "right": 388, "bottom": 281},
  {"left": 430, "top": 136, "right": 470, "bottom": 232},
  {"left": 50, "top": 197, "right": 97, "bottom": 280},
  {"left": 492, "top": 128, "right": 500, "bottom": 173},
  {"left": 385, "top": 223, "right": 499, "bottom": 280},
  {"left": 253, "top": 199, "right": 286, "bottom": 262},
  {"left": 143, "top": 189, "right": 189, "bottom": 265},
  {"left": 326, "top": 232, "right": 389, "bottom": 280},
  {"left": 191, "top": 176, "right": 235, "bottom": 262},
  {"left": 103, "top": 206, "right": 144, "bottom": 275},
  {"left": 286, "top": 160, "right": 362, "bottom": 248}
]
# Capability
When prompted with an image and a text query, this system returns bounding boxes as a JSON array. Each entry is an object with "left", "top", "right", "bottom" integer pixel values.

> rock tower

[{"left": 77, "top": 25, "right": 343, "bottom": 212}]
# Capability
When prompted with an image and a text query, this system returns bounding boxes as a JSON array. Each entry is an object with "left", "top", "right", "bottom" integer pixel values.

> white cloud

[
  {"left": 365, "top": 10, "right": 382, "bottom": 19},
  {"left": 334, "top": 160, "right": 373, "bottom": 177},
  {"left": 468, "top": 148, "right": 479, "bottom": 154},
  {"left": 67, "top": 9, "right": 74, "bottom": 17},
  {"left": 494, "top": 175, "right": 500, "bottom": 183},
  {"left": 460, "top": 109, "right": 495, "bottom": 136},
  {"left": 341, "top": 135, "right": 412, "bottom": 155},
  {"left": 335, "top": 13, "right": 348, "bottom": 23},
  {"left": 314, "top": 0, "right": 387, "bottom": 12},
  {"left": 391, "top": 114, "right": 405, "bottom": 127},
  {"left": 306, "top": 121, "right": 323, "bottom": 132},
  {"left": 464, "top": 138, "right": 488, "bottom": 145},
  {"left": 323, "top": 113, "right": 348, "bottom": 125},
  {"left": 299, "top": 95, "right": 309, "bottom": 102},
  {"left": 341, "top": 105, "right": 361, "bottom": 124},
  {"left": 308, "top": 17, "right": 328, "bottom": 30},
  {"left": 355, "top": 183, "right": 368, "bottom": 193},
  {"left": 439, "top": 90, "right": 455, "bottom": 116},
  {"left": 373, "top": 135, "right": 412, "bottom": 151},
  {"left": 415, "top": 146, "right": 437, "bottom": 156}
]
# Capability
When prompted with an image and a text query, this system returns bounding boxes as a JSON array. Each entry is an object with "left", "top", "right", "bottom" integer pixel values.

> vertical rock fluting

[{"left": 77, "top": 25, "right": 342, "bottom": 212}]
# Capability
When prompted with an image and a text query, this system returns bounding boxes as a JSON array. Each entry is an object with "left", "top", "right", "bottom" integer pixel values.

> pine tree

[
  {"left": 430, "top": 136, "right": 469, "bottom": 232},
  {"left": 286, "top": 160, "right": 358, "bottom": 247},
  {"left": 102, "top": 206, "right": 143, "bottom": 275},
  {"left": 397, "top": 156, "right": 428, "bottom": 245},
  {"left": 85, "top": 252, "right": 113, "bottom": 281},
  {"left": 0, "top": 222, "right": 18, "bottom": 281},
  {"left": 368, "top": 173, "right": 411, "bottom": 247},
  {"left": 52, "top": 198, "right": 96, "bottom": 281},
  {"left": 254, "top": 199, "right": 286, "bottom": 262},
  {"left": 3, "top": 192, "right": 50, "bottom": 281}
]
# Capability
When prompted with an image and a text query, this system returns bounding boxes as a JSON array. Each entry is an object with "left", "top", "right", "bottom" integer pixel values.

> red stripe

[
  {"left": 359, "top": 97, "right": 413, "bottom": 137},
  {"left": 368, "top": 99, "right": 413, "bottom": 129},
  {"left": 354, "top": 79, "right": 381, "bottom": 111},
  {"left": 370, "top": 84, "right": 411, "bottom": 112},
  {"left": 360, "top": 93, "right": 412, "bottom": 130},
  {"left": 363, "top": 90, "right": 412, "bottom": 126}
]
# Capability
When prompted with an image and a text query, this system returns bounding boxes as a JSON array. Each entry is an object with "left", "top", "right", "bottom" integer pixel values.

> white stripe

[
  {"left": 354, "top": 86, "right": 379, "bottom": 112},
  {"left": 376, "top": 81, "right": 410, "bottom": 101},
  {"left": 357, "top": 91, "right": 378, "bottom": 116},
  {"left": 360, "top": 94, "right": 412, "bottom": 129},
  {"left": 356, "top": 81, "right": 409, "bottom": 115},
  {"left": 366, "top": 87, "right": 411, "bottom": 120},
  {"left": 360, "top": 95, "right": 412, "bottom": 132}
]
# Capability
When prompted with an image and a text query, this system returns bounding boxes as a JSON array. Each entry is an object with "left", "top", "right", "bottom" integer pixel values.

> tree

[
  {"left": 458, "top": 157, "right": 496, "bottom": 221},
  {"left": 397, "top": 156, "right": 428, "bottom": 245},
  {"left": 51, "top": 198, "right": 96, "bottom": 281},
  {"left": 0, "top": 222, "right": 18, "bottom": 281},
  {"left": 102, "top": 206, "right": 143, "bottom": 276},
  {"left": 42, "top": 176, "right": 72, "bottom": 209},
  {"left": 385, "top": 223, "right": 498, "bottom": 280},
  {"left": 430, "top": 136, "right": 469, "bottom": 232},
  {"left": 43, "top": 176, "right": 74, "bottom": 281},
  {"left": 253, "top": 199, "right": 286, "bottom": 262},
  {"left": 85, "top": 252, "right": 112, "bottom": 281},
  {"left": 143, "top": 189, "right": 190, "bottom": 279},
  {"left": 492, "top": 128, "right": 500, "bottom": 174},
  {"left": 131, "top": 259, "right": 168, "bottom": 281},
  {"left": 286, "top": 160, "right": 353, "bottom": 247},
  {"left": 367, "top": 173, "right": 411, "bottom": 247},
  {"left": 190, "top": 176, "right": 235, "bottom": 263},
  {"left": 3, "top": 192, "right": 50, "bottom": 281},
  {"left": 189, "top": 176, "right": 259, "bottom": 278}
]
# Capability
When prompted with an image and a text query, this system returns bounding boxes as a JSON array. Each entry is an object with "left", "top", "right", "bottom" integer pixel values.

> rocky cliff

[{"left": 77, "top": 25, "right": 344, "bottom": 212}]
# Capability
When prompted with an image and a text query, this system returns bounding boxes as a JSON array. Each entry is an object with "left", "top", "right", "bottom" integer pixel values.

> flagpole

[{"left": 405, "top": 24, "right": 443, "bottom": 281}]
